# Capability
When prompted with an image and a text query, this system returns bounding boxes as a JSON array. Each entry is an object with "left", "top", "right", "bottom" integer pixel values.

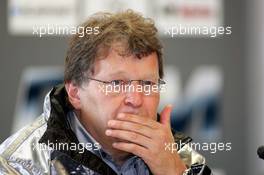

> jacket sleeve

[
  {"left": 0, "top": 155, "right": 24, "bottom": 175},
  {"left": 173, "top": 132, "right": 213, "bottom": 175}
]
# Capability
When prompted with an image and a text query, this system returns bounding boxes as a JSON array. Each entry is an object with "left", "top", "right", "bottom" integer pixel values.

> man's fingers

[
  {"left": 116, "top": 113, "right": 160, "bottom": 129},
  {"left": 105, "top": 129, "right": 152, "bottom": 148},
  {"left": 160, "top": 105, "right": 173, "bottom": 127},
  {"left": 112, "top": 142, "right": 148, "bottom": 159},
  {"left": 107, "top": 120, "right": 153, "bottom": 138}
]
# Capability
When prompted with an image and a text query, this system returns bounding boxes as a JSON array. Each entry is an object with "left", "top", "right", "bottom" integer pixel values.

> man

[{"left": 0, "top": 10, "right": 212, "bottom": 175}]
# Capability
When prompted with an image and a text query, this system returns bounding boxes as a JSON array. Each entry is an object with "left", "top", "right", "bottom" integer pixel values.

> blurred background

[{"left": 0, "top": 0, "right": 263, "bottom": 174}]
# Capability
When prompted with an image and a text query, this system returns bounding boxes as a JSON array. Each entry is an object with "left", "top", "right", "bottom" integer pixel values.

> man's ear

[{"left": 65, "top": 82, "right": 81, "bottom": 109}]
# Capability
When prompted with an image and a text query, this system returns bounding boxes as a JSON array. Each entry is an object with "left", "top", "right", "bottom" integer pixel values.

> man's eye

[
  {"left": 142, "top": 80, "right": 155, "bottom": 86},
  {"left": 110, "top": 80, "right": 123, "bottom": 86}
]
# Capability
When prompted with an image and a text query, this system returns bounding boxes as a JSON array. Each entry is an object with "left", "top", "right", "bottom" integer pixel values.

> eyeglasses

[
  {"left": 86, "top": 77, "right": 166, "bottom": 86},
  {"left": 86, "top": 77, "right": 166, "bottom": 96}
]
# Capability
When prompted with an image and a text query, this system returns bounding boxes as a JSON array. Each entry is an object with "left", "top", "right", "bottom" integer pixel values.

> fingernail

[{"left": 105, "top": 130, "right": 112, "bottom": 136}]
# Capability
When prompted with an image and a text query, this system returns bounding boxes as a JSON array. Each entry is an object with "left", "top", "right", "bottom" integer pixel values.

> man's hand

[{"left": 105, "top": 105, "right": 187, "bottom": 175}]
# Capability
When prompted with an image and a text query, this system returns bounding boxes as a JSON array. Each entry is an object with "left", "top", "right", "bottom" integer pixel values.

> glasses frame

[{"left": 86, "top": 77, "right": 166, "bottom": 87}]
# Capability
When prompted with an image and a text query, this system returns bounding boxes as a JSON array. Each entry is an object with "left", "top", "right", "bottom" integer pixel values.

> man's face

[{"left": 77, "top": 49, "right": 160, "bottom": 152}]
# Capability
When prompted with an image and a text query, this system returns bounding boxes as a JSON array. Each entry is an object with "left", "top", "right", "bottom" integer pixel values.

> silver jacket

[{"left": 0, "top": 85, "right": 212, "bottom": 175}]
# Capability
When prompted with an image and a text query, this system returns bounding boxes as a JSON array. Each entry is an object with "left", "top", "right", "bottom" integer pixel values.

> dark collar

[{"left": 39, "top": 84, "right": 117, "bottom": 175}]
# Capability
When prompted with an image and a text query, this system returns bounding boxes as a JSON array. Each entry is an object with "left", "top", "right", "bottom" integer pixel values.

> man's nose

[{"left": 124, "top": 85, "right": 143, "bottom": 108}]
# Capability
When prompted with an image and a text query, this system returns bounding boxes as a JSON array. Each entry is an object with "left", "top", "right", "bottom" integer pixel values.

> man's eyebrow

[
  {"left": 107, "top": 71, "right": 158, "bottom": 80},
  {"left": 107, "top": 71, "right": 127, "bottom": 77}
]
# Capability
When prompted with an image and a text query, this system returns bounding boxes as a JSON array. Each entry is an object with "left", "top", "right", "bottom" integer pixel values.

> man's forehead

[{"left": 93, "top": 50, "right": 159, "bottom": 78}]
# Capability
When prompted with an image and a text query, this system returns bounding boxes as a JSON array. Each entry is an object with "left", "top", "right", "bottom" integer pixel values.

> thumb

[{"left": 160, "top": 105, "right": 173, "bottom": 127}]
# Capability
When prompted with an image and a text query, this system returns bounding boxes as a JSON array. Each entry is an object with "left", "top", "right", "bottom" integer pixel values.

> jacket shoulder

[
  {"left": 0, "top": 115, "right": 47, "bottom": 158},
  {"left": 0, "top": 115, "right": 49, "bottom": 174}
]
